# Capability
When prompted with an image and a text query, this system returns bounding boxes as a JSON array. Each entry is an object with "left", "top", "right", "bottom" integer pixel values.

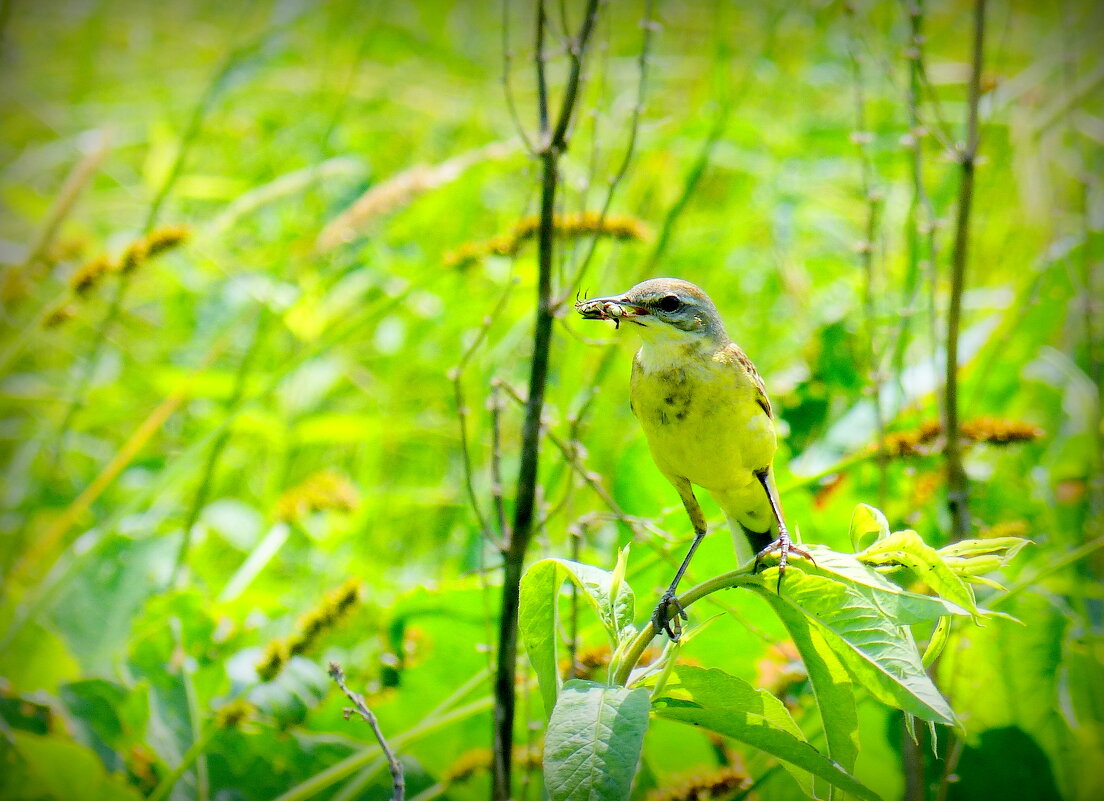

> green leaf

[
  {"left": 858, "top": 529, "right": 980, "bottom": 617},
  {"left": 543, "top": 680, "right": 650, "bottom": 801},
  {"left": 653, "top": 667, "right": 879, "bottom": 801},
  {"left": 749, "top": 570, "right": 957, "bottom": 725},
  {"left": 60, "top": 679, "right": 150, "bottom": 759},
  {"left": 850, "top": 503, "right": 890, "bottom": 551},
  {"left": 767, "top": 600, "right": 860, "bottom": 774},
  {"left": 520, "top": 558, "right": 636, "bottom": 717},
  {"left": 937, "top": 537, "right": 1031, "bottom": 580},
  {"left": 799, "top": 548, "right": 970, "bottom": 622},
  {"left": 0, "top": 620, "right": 80, "bottom": 694},
  {"left": 3, "top": 731, "right": 144, "bottom": 801}
]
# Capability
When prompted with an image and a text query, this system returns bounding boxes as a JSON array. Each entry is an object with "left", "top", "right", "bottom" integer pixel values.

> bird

[{"left": 575, "top": 277, "right": 811, "bottom": 639}]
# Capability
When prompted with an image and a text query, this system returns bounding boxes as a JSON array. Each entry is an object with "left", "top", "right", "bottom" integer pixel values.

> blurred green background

[{"left": 1, "top": 0, "right": 1101, "bottom": 799}]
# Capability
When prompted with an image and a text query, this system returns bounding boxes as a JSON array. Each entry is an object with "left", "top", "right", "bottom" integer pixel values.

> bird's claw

[
  {"left": 753, "top": 531, "right": 815, "bottom": 592},
  {"left": 651, "top": 590, "right": 687, "bottom": 640}
]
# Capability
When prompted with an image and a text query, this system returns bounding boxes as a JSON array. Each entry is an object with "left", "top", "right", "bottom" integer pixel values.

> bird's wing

[{"left": 720, "top": 342, "right": 772, "bottom": 418}]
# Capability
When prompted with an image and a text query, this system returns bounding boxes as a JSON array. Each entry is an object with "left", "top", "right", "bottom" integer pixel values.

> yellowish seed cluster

[
  {"left": 960, "top": 417, "right": 1044, "bottom": 444},
  {"left": 276, "top": 469, "right": 359, "bottom": 522},
  {"left": 645, "top": 766, "right": 750, "bottom": 801},
  {"left": 69, "top": 255, "right": 115, "bottom": 296},
  {"left": 42, "top": 304, "right": 77, "bottom": 329},
  {"left": 255, "top": 578, "right": 363, "bottom": 682},
  {"left": 214, "top": 699, "right": 255, "bottom": 729},
  {"left": 443, "top": 744, "right": 543, "bottom": 783},
  {"left": 51, "top": 225, "right": 191, "bottom": 327},
  {"left": 875, "top": 417, "right": 1042, "bottom": 458},
  {"left": 444, "top": 211, "right": 651, "bottom": 268}
]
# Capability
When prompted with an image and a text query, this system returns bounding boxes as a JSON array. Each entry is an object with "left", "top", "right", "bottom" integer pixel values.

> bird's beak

[{"left": 574, "top": 294, "right": 649, "bottom": 327}]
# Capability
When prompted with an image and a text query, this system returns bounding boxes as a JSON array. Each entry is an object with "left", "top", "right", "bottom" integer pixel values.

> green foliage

[
  {"left": 1, "top": 0, "right": 1101, "bottom": 799},
  {"left": 544, "top": 681, "right": 650, "bottom": 801},
  {"left": 520, "top": 515, "right": 1028, "bottom": 799}
]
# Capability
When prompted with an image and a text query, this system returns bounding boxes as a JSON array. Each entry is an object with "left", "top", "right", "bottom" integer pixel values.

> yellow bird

[{"left": 576, "top": 277, "right": 811, "bottom": 639}]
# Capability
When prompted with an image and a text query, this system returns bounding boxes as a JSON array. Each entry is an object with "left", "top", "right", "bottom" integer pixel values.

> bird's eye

[{"left": 657, "top": 294, "right": 682, "bottom": 313}]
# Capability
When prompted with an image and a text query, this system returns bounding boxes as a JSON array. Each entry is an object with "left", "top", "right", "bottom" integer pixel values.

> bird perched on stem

[{"left": 576, "top": 277, "right": 812, "bottom": 639}]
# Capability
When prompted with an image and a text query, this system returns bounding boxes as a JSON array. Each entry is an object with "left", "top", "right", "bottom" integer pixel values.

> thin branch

[
  {"left": 944, "top": 0, "right": 988, "bottom": 541},
  {"left": 535, "top": 0, "right": 551, "bottom": 136},
  {"left": 489, "top": 382, "right": 509, "bottom": 539},
  {"left": 328, "top": 663, "right": 405, "bottom": 801},
  {"left": 502, "top": 0, "right": 536, "bottom": 154},
  {"left": 891, "top": 0, "right": 942, "bottom": 409},
  {"left": 563, "top": 0, "right": 656, "bottom": 297},
  {"left": 450, "top": 283, "right": 516, "bottom": 549},
  {"left": 845, "top": 5, "right": 889, "bottom": 508},
  {"left": 548, "top": 0, "right": 600, "bottom": 153}
]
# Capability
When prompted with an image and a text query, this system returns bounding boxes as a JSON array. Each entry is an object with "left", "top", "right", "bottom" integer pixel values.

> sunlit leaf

[
  {"left": 653, "top": 666, "right": 879, "bottom": 800},
  {"left": 748, "top": 570, "right": 957, "bottom": 725},
  {"left": 544, "top": 680, "right": 650, "bottom": 801},
  {"left": 519, "top": 558, "right": 636, "bottom": 718}
]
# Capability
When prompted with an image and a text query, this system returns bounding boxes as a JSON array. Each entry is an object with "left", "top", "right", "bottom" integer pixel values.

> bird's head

[{"left": 575, "top": 277, "right": 727, "bottom": 344}]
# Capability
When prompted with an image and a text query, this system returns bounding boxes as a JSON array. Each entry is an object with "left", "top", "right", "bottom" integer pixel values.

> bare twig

[
  {"left": 944, "top": 0, "right": 988, "bottom": 541},
  {"left": 328, "top": 663, "right": 404, "bottom": 801},
  {"left": 892, "top": 0, "right": 942, "bottom": 404},
  {"left": 563, "top": 0, "right": 656, "bottom": 298},
  {"left": 502, "top": 0, "right": 536, "bottom": 154},
  {"left": 845, "top": 3, "right": 889, "bottom": 508},
  {"left": 450, "top": 283, "right": 516, "bottom": 549}
]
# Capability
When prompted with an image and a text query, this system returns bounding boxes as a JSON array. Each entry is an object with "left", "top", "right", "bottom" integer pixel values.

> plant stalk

[{"left": 943, "top": 0, "right": 987, "bottom": 541}]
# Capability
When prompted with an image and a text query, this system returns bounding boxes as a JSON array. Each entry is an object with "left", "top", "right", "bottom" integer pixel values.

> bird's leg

[
  {"left": 752, "top": 468, "right": 814, "bottom": 592},
  {"left": 652, "top": 527, "right": 705, "bottom": 640},
  {"left": 653, "top": 480, "right": 707, "bottom": 640}
]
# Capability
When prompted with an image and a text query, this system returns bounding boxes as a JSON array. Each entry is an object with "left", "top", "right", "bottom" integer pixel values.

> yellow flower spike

[
  {"left": 214, "top": 700, "right": 255, "bottom": 729},
  {"left": 42, "top": 304, "right": 77, "bottom": 329},
  {"left": 445, "top": 211, "right": 650, "bottom": 268},
  {"left": 69, "top": 255, "right": 115, "bottom": 295},
  {"left": 255, "top": 640, "right": 288, "bottom": 683},
  {"left": 645, "top": 766, "right": 750, "bottom": 801}
]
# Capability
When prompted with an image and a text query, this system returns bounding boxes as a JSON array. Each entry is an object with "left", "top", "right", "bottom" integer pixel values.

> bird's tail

[{"left": 723, "top": 511, "right": 775, "bottom": 565}]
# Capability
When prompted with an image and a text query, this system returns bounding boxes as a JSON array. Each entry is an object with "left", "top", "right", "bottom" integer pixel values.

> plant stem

[
  {"left": 492, "top": 3, "right": 599, "bottom": 798},
  {"left": 944, "top": 0, "right": 987, "bottom": 541},
  {"left": 612, "top": 566, "right": 757, "bottom": 687}
]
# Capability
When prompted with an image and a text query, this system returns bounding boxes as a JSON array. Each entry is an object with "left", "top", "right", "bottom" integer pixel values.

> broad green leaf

[
  {"left": 653, "top": 667, "right": 879, "bottom": 801},
  {"left": 0, "top": 620, "right": 80, "bottom": 694},
  {"left": 858, "top": 530, "right": 980, "bottom": 617},
  {"left": 520, "top": 558, "right": 636, "bottom": 717},
  {"left": 4, "top": 731, "right": 144, "bottom": 801},
  {"left": 799, "top": 548, "right": 970, "bottom": 622},
  {"left": 60, "top": 679, "right": 150, "bottom": 757},
  {"left": 544, "top": 680, "right": 650, "bottom": 801},
  {"left": 749, "top": 570, "right": 957, "bottom": 725},
  {"left": 767, "top": 599, "right": 860, "bottom": 775},
  {"left": 850, "top": 504, "right": 890, "bottom": 551}
]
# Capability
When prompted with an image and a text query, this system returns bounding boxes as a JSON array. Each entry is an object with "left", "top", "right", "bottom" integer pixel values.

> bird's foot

[
  {"left": 651, "top": 590, "right": 687, "bottom": 641},
  {"left": 753, "top": 530, "right": 815, "bottom": 592}
]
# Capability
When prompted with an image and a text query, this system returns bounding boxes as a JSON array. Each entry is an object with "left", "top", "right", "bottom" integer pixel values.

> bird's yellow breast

[{"left": 630, "top": 343, "right": 776, "bottom": 494}]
